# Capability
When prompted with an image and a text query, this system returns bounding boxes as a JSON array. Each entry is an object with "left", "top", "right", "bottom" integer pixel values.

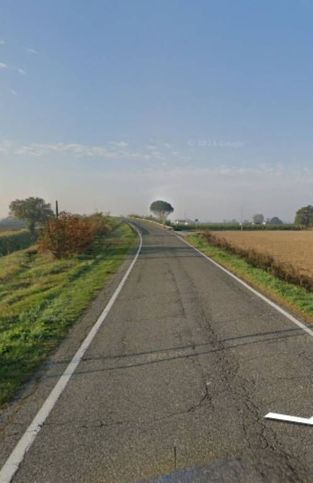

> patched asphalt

[{"left": 1, "top": 220, "right": 313, "bottom": 482}]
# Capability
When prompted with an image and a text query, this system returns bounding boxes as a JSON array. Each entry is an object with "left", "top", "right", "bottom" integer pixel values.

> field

[
  {"left": 209, "top": 231, "right": 313, "bottom": 281},
  {"left": 0, "top": 222, "right": 136, "bottom": 407},
  {"left": 187, "top": 231, "right": 313, "bottom": 323}
]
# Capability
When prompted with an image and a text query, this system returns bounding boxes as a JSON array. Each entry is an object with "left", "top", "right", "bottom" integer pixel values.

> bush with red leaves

[{"left": 38, "top": 212, "right": 111, "bottom": 258}]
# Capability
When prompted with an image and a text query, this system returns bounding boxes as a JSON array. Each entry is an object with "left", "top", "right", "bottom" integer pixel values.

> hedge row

[
  {"left": 0, "top": 230, "right": 33, "bottom": 256},
  {"left": 174, "top": 223, "right": 301, "bottom": 231}
]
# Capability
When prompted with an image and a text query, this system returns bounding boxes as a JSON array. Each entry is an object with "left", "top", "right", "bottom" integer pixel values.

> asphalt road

[{"left": 1, "top": 219, "right": 313, "bottom": 482}]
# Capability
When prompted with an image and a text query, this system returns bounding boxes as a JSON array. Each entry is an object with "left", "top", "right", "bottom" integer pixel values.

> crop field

[
  {"left": 188, "top": 231, "right": 313, "bottom": 323},
  {"left": 209, "top": 231, "right": 313, "bottom": 278},
  {"left": 200, "top": 230, "right": 313, "bottom": 293}
]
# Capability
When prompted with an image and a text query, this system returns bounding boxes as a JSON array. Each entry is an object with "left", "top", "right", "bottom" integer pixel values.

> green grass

[
  {"left": 0, "top": 222, "right": 137, "bottom": 407},
  {"left": 187, "top": 232, "right": 313, "bottom": 323}
]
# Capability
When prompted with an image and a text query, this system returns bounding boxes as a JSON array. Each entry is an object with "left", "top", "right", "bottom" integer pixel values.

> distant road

[{"left": 1, "top": 219, "right": 313, "bottom": 482}]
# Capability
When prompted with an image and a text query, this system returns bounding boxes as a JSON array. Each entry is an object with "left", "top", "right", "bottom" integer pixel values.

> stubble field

[
  {"left": 210, "top": 231, "right": 313, "bottom": 277},
  {"left": 202, "top": 230, "right": 313, "bottom": 291}
]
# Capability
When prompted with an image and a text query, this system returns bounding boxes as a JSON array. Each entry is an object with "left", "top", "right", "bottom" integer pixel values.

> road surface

[{"left": 1, "top": 219, "right": 313, "bottom": 482}]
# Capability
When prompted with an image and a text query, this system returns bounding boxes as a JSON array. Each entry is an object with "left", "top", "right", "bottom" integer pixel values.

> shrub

[
  {"left": 38, "top": 212, "right": 112, "bottom": 258},
  {"left": 88, "top": 213, "right": 112, "bottom": 236}
]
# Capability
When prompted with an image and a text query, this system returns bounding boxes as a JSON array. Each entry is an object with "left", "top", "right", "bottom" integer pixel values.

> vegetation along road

[{"left": 1, "top": 220, "right": 313, "bottom": 482}]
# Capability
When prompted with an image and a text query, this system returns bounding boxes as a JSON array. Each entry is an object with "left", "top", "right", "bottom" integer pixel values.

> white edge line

[
  {"left": 176, "top": 223, "right": 313, "bottom": 426},
  {"left": 176, "top": 234, "right": 313, "bottom": 423},
  {"left": 0, "top": 224, "right": 142, "bottom": 483},
  {"left": 265, "top": 413, "right": 313, "bottom": 425},
  {"left": 177, "top": 234, "right": 313, "bottom": 338}
]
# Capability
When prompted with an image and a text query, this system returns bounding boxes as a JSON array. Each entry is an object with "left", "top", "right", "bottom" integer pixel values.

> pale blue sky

[{"left": 1, "top": 0, "right": 313, "bottom": 221}]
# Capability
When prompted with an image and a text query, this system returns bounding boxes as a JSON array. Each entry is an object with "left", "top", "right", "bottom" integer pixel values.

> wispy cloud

[
  {"left": 0, "top": 140, "right": 187, "bottom": 166},
  {"left": 187, "top": 139, "right": 245, "bottom": 148},
  {"left": 26, "top": 47, "right": 38, "bottom": 55},
  {"left": 10, "top": 88, "right": 17, "bottom": 96},
  {"left": 0, "top": 139, "right": 311, "bottom": 221},
  {"left": 15, "top": 143, "right": 113, "bottom": 158},
  {"left": 10, "top": 141, "right": 171, "bottom": 162},
  {"left": 109, "top": 140, "right": 128, "bottom": 147},
  {"left": 17, "top": 67, "right": 26, "bottom": 76},
  {"left": 0, "top": 140, "right": 14, "bottom": 154},
  {"left": 0, "top": 139, "right": 252, "bottom": 166},
  {"left": 1, "top": 64, "right": 27, "bottom": 75},
  {"left": 0, "top": 40, "right": 5, "bottom": 46}
]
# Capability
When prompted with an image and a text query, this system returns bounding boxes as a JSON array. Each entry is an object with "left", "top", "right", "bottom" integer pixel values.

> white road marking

[
  {"left": 177, "top": 234, "right": 313, "bottom": 425},
  {"left": 265, "top": 413, "right": 313, "bottom": 426},
  {"left": 177, "top": 234, "right": 313, "bottom": 337},
  {"left": 0, "top": 225, "right": 142, "bottom": 483}
]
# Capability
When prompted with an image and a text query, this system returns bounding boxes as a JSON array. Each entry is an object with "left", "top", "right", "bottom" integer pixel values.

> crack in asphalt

[
  {"left": 170, "top": 254, "right": 308, "bottom": 482},
  {"left": 2, "top": 227, "right": 312, "bottom": 482}
]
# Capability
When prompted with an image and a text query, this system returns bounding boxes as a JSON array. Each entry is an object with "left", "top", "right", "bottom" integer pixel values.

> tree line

[
  {"left": 6, "top": 197, "right": 313, "bottom": 237},
  {"left": 148, "top": 199, "right": 313, "bottom": 228}
]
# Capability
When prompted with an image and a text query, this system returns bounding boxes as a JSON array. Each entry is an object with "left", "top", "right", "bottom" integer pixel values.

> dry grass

[
  {"left": 211, "top": 231, "right": 313, "bottom": 276},
  {"left": 202, "top": 230, "right": 313, "bottom": 291},
  {"left": 188, "top": 232, "right": 313, "bottom": 323}
]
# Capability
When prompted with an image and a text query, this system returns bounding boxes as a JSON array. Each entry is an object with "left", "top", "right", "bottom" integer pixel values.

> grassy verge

[
  {"left": 0, "top": 222, "right": 137, "bottom": 407},
  {"left": 187, "top": 232, "right": 313, "bottom": 324}
]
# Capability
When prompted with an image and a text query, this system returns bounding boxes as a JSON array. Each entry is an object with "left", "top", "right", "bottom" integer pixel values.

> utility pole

[{"left": 55, "top": 200, "right": 59, "bottom": 218}]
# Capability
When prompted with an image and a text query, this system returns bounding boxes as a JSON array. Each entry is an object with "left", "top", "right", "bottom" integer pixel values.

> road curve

[{"left": 1, "top": 219, "right": 313, "bottom": 482}]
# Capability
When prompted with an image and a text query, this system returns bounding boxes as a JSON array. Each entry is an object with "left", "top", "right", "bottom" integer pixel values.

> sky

[{"left": 1, "top": 0, "right": 313, "bottom": 222}]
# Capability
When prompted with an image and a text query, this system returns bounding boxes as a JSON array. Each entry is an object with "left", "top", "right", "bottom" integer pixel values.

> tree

[
  {"left": 9, "top": 197, "right": 54, "bottom": 238},
  {"left": 150, "top": 200, "right": 174, "bottom": 221},
  {"left": 253, "top": 213, "right": 265, "bottom": 225},
  {"left": 269, "top": 216, "right": 283, "bottom": 225},
  {"left": 295, "top": 205, "right": 313, "bottom": 227}
]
